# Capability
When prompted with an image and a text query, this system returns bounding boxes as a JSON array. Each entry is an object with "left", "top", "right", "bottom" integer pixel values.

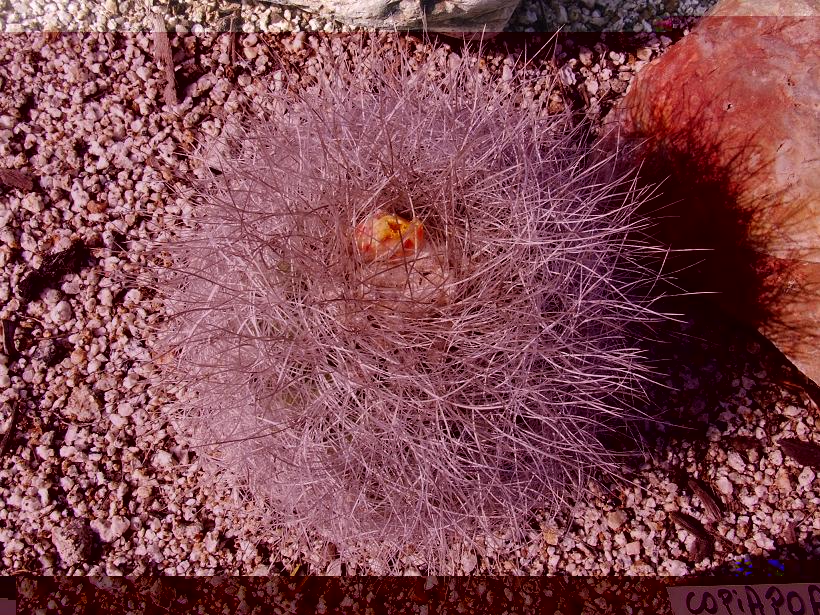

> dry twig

[
  {"left": 687, "top": 477, "right": 724, "bottom": 522},
  {"left": 153, "top": 14, "right": 178, "bottom": 106},
  {"left": 0, "top": 168, "right": 34, "bottom": 191},
  {"left": 778, "top": 438, "right": 820, "bottom": 470},
  {"left": 2, "top": 318, "right": 17, "bottom": 362},
  {"left": 0, "top": 401, "right": 20, "bottom": 458}
]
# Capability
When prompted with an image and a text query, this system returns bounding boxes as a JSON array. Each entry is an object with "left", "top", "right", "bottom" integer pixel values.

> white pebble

[
  {"left": 715, "top": 476, "right": 734, "bottom": 496},
  {"left": 797, "top": 466, "right": 815, "bottom": 488},
  {"left": 783, "top": 405, "right": 802, "bottom": 417},
  {"left": 99, "top": 288, "right": 113, "bottom": 306},
  {"left": 50, "top": 300, "right": 72, "bottom": 324},
  {"left": 665, "top": 559, "right": 689, "bottom": 575},
  {"left": 153, "top": 450, "right": 173, "bottom": 468},
  {"left": 606, "top": 510, "right": 628, "bottom": 530},
  {"left": 726, "top": 451, "right": 746, "bottom": 473},
  {"left": 461, "top": 551, "right": 477, "bottom": 573},
  {"left": 58, "top": 437, "right": 83, "bottom": 455},
  {"left": 740, "top": 494, "right": 759, "bottom": 508},
  {"left": 124, "top": 288, "right": 142, "bottom": 304},
  {"left": 61, "top": 279, "right": 81, "bottom": 295},
  {"left": 91, "top": 516, "right": 130, "bottom": 542},
  {"left": 21, "top": 193, "right": 44, "bottom": 213}
]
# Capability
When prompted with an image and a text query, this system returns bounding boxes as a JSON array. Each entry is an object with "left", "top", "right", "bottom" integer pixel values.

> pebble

[
  {"left": 797, "top": 467, "right": 815, "bottom": 488},
  {"left": 461, "top": 551, "right": 477, "bottom": 574},
  {"left": 153, "top": 450, "right": 174, "bottom": 468},
  {"left": 606, "top": 510, "right": 628, "bottom": 530},
  {"left": 51, "top": 520, "right": 93, "bottom": 567},
  {"left": 91, "top": 516, "right": 130, "bottom": 543},
  {"left": 726, "top": 451, "right": 746, "bottom": 473},
  {"left": 715, "top": 476, "right": 734, "bottom": 496},
  {"left": 50, "top": 300, "right": 73, "bottom": 324}
]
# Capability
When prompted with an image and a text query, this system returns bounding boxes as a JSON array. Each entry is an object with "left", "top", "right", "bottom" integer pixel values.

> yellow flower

[{"left": 354, "top": 210, "right": 425, "bottom": 262}]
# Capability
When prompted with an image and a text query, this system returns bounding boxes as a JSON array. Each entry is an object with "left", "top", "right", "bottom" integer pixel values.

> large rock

[
  {"left": 277, "top": 0, "right": 519, "bottom": 31},
  {"left": 601, "top": 0, "right": 820, "bottom": 382}
]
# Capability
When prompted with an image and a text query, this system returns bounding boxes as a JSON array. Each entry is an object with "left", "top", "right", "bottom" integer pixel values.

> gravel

[
  {"left": 1, "top": 0, "right": 719, "bottom": 34},
  {"left": 0, "top": 11, "right": 818, "bottom": 582},
  {"left": 509, "top": 0, "right": 718, "bottom": 32}
]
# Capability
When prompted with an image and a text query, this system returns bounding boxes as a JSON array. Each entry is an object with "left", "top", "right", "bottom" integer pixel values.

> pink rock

[{"left": 602, "top": 0, "right": 820, "bottom": 383}]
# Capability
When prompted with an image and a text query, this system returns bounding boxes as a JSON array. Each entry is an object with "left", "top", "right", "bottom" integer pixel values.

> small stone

[
  {"left": 726, "top": 451, "right": 746, "bottom": 473},
  {"left": 59, "top": 446, "right": 77, "bottom": 458},
  {"left": 783, "top": 405, "right": 802, "bottom": 417},
  {"left": 543, "top": 527, "right": 560, "bottom": 546},
  {"left": 578, "top": 47, "right": 593, "bottom": 67},
  {"left": 461, "top": 551, "right": 477, "bottom": 573},
  {"left": 91, "top": 516, "right": 130, "bottom": 542},
  {"left": 666, "top": 559, "right": 689, "bottom": 575},
  {"left": 50, "top": 300, "right": 72, "bottom": 324},
  {"left": 775, "top": 468, "right": 792, "bottom": 492},
  {"left": 21, "top": 194, "right": 44, "bottom": 213},
  {"left": 740, "top": 494, "right": 758, "bottom": 508},
  {"left": 585, "top": 78, "right": 599, "bottom": 95},
  {"left": 203, "top": 533, "right": 219, "bottom": 553},
  {"left": 153, "top": 450, "right": 173, "bottom": 468},
  {"left": 61, "top": 279, "right": 81, "bottom": 295},
  {"left": 606, "top": 510, "right": 628, "bottom": 530},
  {"left": 625, "top": 541, "right": 641, "bottom": 556},
  {"left": 65, "top": 385, "right": 101, "bottom": 422},
  {"left": 797, "top": 466, "right": 815, "bottom": 488},
  {"left": 608, "top": 51, "right": 625, "bottom": 65},
  {"left": 52, "top": 519, "right": 93, "bottom": 567},
  {"left": 715, "top": 476, "right": 733, "bottom": 496}
]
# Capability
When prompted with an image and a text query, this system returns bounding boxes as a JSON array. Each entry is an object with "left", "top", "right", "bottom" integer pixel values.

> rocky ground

[
  {"left": 1, "top": 0, "right": 717, "bottom": 34},
  {"left": 0, "top": 5, "right": 817, "bottom": 587}
]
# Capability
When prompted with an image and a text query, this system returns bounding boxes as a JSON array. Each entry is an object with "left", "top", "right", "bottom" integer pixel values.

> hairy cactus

[{"left": 148, "top": 34, "right": 668, "bottom": 570}]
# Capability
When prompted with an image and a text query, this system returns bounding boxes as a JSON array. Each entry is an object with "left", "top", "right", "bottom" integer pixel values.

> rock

[
  {"left": 606, "top": 510, "right": 628, "bottom": 530},
  {"left": 710, "top": 0, "right": 817, "bottom": 15},
  {"left": 715, "top": 476, "right": 734, "bottom": 496},
  {"left": 460, "top": 550, "right": 477, "bottom": 573},
  {"left": 90, "top": 515, "right": 130, "bottom": 543},
  {"left": 600, "top": 0, "right": 820, "bottom": 384},
  {"left": 152, "top": 450, "right": 174, "bottom": 469},
  {"left": 52, "top": 519, "right": 94, "bottom": 567},
  {"left": 283, "top": 0, "right": 518, "bottom": 32},
  {"left": 64, "top": 385, "right": 102, "bottom": 422}
]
